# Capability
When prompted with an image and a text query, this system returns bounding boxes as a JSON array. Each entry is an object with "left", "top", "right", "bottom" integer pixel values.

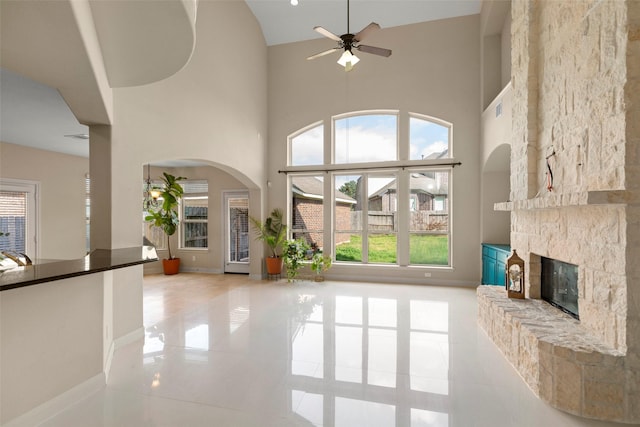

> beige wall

[
  {"left": 480, "top": 83, "right": 511, "bottom": 244},
  {"left": 501, "top": 10, "right": 512, "bottom": 88},
  {"left": 100, "top": 0, "right": 268, "bottom": 276},
  {"left": 111, "top": 0, "right": 267, "bottom": 186},
  {"left": 0, "top": 142, "right": 89, "bottom": 260},
  {"left": 268, "top": 16, "right": 481, "bottom": 285},
  {"left": 0, "top": 274, "right": 104, "bottom": 424}
]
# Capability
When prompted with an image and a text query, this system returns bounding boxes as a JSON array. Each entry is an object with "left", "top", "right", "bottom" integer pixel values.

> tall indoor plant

[
  {"left": 250, "top": 208, "right": 287, "bottom": 275},
  {"left": 145, "top": 172, "right": 186, "bottom": 275}
]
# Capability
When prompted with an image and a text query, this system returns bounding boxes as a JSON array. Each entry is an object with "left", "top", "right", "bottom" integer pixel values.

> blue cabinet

[{"left": 482, "top": 243, "right": 510, "bottom": 286}]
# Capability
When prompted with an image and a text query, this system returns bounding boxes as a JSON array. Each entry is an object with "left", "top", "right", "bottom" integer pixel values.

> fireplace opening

[{"left": 541, "top": 257, "right": 579, "bottom": 319}]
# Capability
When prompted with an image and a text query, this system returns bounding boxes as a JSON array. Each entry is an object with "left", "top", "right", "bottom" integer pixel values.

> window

[
  {"left": 409, "top": 114, "right": 451, "bottom": 160},
  {"left": 334, "top": 174, "right": 362, "bottom": 262},
  {"left": 0, "top": 179, "right": 37, "bottom": 259},
  {"left": 181, "top": 181, "right": 208, "bottom": 249},
  {"left": 289, "top": 111, "right": 453, "bottom": 268},
  {"left": 290, "top": 123, "right": 323, "bottom": 166},
  {"left": 367, "top": 173, "right": 397, "bottom": 264},
  {"left": 334, "top": 113, "right": 397, "bottom": 164},
  {"left": 409, "top": 171, "right": 449, "bottom": 266},
  {"left": 291, "top": 175, "right": 324, "bottom": 252},
  {"left": 0, "top": 191, "right": 27, "bottom": 253}
]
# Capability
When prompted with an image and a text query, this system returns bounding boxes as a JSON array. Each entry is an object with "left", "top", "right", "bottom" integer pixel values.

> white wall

[
  {"left": 267, "top": 16, "right": 482, "bottom": 285},
  {"left": 0, "top": 142, "right": 89, "bottom": 259}
]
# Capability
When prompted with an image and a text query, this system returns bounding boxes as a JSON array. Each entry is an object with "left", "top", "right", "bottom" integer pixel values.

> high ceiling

[{"left": 0, "top": 0, "right": 481, "bottom": 159}]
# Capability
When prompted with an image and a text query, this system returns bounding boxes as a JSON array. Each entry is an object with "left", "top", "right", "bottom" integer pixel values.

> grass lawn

[{"left": 335, "top": 234, "right": 448, "bottom": 265}]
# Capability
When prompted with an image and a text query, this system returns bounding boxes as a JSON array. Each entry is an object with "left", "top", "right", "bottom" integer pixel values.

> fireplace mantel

[{"left": 493, "top": 190, "right": 638, "bottom": 212}]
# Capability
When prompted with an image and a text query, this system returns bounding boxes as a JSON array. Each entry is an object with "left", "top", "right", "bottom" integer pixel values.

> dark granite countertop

[{"left": 0, "top": 246, "right": 158, "bottom": 292}]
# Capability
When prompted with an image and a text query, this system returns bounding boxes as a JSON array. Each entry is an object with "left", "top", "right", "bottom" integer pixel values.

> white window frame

[{"left": 286, "top": 110, "right": 455, "bottom": 269}]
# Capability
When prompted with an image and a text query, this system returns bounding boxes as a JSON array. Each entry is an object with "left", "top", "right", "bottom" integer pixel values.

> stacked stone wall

[
  {"left": 512, "top": 205, "right": 627, "bottom": 350},
  {"left": 510, "top": 0, "right": 538, "bottom": 201},
  {"left": 510, "top": 0, "right": 630, "bottom": 352},
  {"left": 624, "top": 2, "right": 640, "bottom": 417},
  {"left": 480, "top": 0, "right": 640, "bottom": 422},
  {"left": 536, "top": 0, "right": 626, "bottom": 196}
]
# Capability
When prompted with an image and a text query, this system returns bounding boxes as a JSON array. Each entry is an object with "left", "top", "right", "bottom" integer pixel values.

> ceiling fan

[{"left": 307, "top": 0, "right": 392, "bottom": 72}]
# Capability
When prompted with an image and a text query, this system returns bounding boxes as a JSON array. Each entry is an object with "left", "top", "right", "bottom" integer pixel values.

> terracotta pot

[
  {"left": 162, "top": 258, "right": 181, "bottom": 275},
  {"left": 265, "top": 256, "right": 282, "bottom": 275}
]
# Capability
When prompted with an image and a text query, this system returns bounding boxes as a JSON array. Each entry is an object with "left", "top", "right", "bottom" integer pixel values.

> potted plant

[
  {"left": 310, "top": 252, "right": 332, "bottom": 282},
  {"left": 250, "top": 208, "right": 287, "bottom": 275},
  {"left": 144, "top": 172, "right": 186, "bottom": 275},
  {"left": 283, "top": 238, "right": 310, "bottom": 282}
]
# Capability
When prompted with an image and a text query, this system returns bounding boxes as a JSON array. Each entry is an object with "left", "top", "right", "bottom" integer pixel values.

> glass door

[{"left": 224, "top": 191, "right": 249, "bottom": 274}]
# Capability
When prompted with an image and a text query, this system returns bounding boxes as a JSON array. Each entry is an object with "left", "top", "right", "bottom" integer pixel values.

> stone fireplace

[{"left": 478, "top": 0, "right": 640, "bottom": 423}]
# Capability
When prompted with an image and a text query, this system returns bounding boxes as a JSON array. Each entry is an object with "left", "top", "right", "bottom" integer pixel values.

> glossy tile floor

[{"left": 42, "top": 274, "right": 624, "bottom": 427}]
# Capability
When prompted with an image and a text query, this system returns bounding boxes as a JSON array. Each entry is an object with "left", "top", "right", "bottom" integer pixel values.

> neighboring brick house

[{"left": 291, "top": 176, "right": 355, "bottom": 250}]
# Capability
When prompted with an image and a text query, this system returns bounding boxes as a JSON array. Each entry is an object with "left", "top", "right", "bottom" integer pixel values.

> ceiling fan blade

[
  {"left": 313, "top": 26, "right": 341, "bottom": 42},
  {"left": 357, "top": 44, "right": 392, "bottom": 57},
  {"left": 307, "top": 47, "right": 341, "bottom": 60},
  {"left": 354, "top": 22, "right": 380, "bottom": 42}
]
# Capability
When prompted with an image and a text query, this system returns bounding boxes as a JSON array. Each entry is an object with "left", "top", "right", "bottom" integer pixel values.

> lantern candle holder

[{"left": 506, "top": 249, "right": 525, "bottom": 299}]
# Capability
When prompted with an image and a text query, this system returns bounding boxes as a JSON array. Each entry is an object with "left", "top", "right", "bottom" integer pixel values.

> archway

[{"left": 481, "top": 144, "right": 510, "bottom": 244}]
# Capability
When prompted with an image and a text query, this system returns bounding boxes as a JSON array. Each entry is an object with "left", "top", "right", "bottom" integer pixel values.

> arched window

[
  {"left": 290, "top": 122, "right": 324, "bottom": 166},
  {"left": 334, "top": 113, "right": 397, "bottom": 164},
  {"left": 287, "top": 111, "right": 453, "bottom": 268},
  {"left": 409, "top": 114, "right": 451, "bottom": 160}
]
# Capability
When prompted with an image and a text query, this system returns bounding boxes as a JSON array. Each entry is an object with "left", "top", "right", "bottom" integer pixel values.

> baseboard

[
  {"left": 328, "top": 272, "right": 479, "bottom": 287},
  {"left": 180, "top": 267, "right": 222, "bottom": 274},
  {"left": 114, "top": 326, "right": 145, "bottom": 349},
  {"left": 2, "top": 373, "right": 105, "bottom": 427}
]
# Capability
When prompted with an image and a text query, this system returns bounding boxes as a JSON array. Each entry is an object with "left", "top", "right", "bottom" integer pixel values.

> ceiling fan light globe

[
  {"left": 290, "top": 0, "right": 298, "bottom": 5},
  {"left": 337, "top": 50, "right": 360, "bottom": 70}
]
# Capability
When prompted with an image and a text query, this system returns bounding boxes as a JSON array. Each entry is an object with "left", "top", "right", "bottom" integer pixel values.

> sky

[{"left": 291, "top": 114, "right": 450, "bottom": 166}]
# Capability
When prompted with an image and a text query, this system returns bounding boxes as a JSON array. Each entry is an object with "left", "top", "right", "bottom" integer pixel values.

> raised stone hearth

[{"left": 477, "top": 286, "right": 639, "bottom": 423}]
